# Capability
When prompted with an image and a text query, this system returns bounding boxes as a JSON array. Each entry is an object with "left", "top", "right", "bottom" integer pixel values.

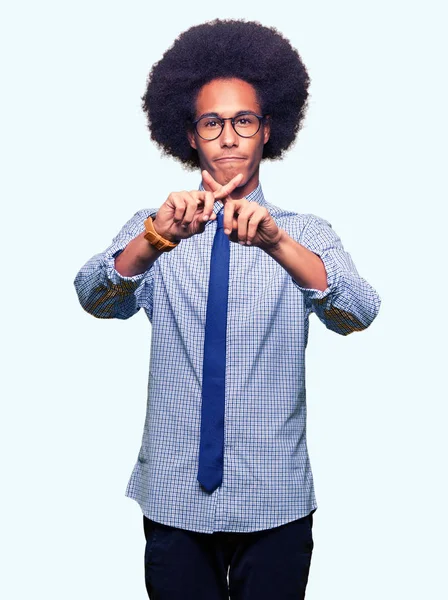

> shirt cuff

[
  {"left": 104, "top": 245, "right": 149, "bottom": 288},
  {"left": 291, "top": 246, "right": 338, "bottom": 301}
]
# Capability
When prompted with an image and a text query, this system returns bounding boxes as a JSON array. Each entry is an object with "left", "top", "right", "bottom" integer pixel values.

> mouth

[{"left": 215, "top": 156, "right": 246, "bottom": 162}]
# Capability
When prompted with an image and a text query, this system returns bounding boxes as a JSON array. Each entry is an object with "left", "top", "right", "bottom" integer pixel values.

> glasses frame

[{"left": 192, "top": 112, "right": 266, "bottom": 141}]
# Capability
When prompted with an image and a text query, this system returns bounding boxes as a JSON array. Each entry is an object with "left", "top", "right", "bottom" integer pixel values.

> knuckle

[{"left": 168, "top": 192, "right": 179, "bottom": 205}]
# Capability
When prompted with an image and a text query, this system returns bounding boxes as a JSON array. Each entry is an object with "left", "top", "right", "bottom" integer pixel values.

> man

[{"left": 74, "top": 19, "right": 381, "bottom": 600}]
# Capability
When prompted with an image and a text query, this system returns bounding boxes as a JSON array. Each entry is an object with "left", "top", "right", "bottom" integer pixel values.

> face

[{"left": 187, "top": 78, "right": 270, "bottom": 199}]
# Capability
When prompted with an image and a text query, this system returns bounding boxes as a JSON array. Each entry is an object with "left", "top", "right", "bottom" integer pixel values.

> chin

[{"left": 218, "top": 167, "right": 246, "bottom": 186}]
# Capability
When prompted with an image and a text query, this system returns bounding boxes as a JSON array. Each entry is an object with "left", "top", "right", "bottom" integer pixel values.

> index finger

[
  {"left": 201, "top": 169, "right": 220, "bottom": 193},
  {"left": 212, "top": 172, "right": 244, "bottom": 200},
  {"left": 202, "top": 190, "right": 216, "bottom": 221}
]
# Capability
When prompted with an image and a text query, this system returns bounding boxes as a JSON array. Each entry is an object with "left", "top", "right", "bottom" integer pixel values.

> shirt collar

[{"left": 198, "top": 180, "right": 266, "bottom": 215}]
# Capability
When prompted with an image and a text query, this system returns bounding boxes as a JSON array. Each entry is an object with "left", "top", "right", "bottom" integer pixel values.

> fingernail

[
  {"left": 203, "top": 215, "right": 209, "bottom": 221},
  {"left": 224, "top": 228, "right": 230, "bottom": 234}
]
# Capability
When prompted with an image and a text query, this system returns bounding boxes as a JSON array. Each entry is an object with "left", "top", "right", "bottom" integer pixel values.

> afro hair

[{"left": 142, "top": 19, "right": 311, "bottom": 169}]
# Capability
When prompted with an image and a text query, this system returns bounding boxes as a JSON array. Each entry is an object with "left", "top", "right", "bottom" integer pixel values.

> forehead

[{"left": 195, "top": 78, "right": 260, "bottom": 116}]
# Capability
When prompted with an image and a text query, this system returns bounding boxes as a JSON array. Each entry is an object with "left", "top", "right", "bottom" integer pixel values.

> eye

[
  {"left": 235, "top": 115, "right": 254, "bottom": 126},
  {"left": 203, "top": 118, "right": 220, "bottom": 128}
]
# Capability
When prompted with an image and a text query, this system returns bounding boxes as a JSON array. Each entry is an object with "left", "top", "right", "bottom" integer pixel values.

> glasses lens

[
  {"left": 234, "top": 114, "right": 260, "bottom": 137},
  {"left": 196, "top": 117, "right": 222, "bottom": 140}
]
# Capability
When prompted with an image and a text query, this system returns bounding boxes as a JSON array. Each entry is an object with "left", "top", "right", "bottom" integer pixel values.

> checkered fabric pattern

[{"left": 74, "top": 182, "right": 381, "bottom": 533}]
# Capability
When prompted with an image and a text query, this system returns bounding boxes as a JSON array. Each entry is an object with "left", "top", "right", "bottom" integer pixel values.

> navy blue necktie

[{"left": 197, "top": 210, "right": 230, "bottom": 493}]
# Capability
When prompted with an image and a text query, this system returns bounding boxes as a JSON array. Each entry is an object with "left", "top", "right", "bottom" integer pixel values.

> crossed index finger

[{"left": 202, "top": 170, "right": 244, "bottom": 200}]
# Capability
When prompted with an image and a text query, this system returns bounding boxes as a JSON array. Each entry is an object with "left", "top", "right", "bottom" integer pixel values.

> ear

[
  {"left": 187, "top": 128, "right": 197, "bottom": 150},
  {"left": 263, "top": 115, "right": 271, "bottom": 145}
]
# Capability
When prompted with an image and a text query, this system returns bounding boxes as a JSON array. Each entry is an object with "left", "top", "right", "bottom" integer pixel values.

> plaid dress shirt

[{"left": 74, "top": 182, "right": 381, "bottom": 533}]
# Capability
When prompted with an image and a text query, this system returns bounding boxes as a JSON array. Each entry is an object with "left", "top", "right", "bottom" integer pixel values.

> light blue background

[{"left": 1, "top": 1, "right": 446, "bottom": 598}]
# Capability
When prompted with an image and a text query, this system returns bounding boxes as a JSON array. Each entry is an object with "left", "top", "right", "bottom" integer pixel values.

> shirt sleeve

[
  {"left": 73, "top": 208, "right": 158, "bottom": 320},
  {"left": 292, "top": 213, "right": 381, "bottom": 335}
]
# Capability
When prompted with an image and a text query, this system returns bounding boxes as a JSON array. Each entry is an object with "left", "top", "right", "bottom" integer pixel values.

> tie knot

[{"left": 217, "top": 211, "right": 224, "bottom": 230}]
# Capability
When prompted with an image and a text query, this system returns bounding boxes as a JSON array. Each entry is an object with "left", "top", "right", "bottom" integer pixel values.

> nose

[{"left": 220, "top": 119, "right": 239, "bottom": 147}]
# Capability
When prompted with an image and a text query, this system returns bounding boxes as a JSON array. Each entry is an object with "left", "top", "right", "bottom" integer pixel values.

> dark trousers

[{"left": 143, "top": 511, "right": 314, "bottom": 599}]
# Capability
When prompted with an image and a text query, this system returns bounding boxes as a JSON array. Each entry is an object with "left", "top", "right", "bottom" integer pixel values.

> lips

[{"left": 215, "top": 156, "right": 246, "bottom": 161}]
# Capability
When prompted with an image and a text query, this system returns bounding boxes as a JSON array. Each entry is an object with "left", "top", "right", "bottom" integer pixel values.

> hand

[
  {"left": 153, "top": 172, "right": 244, "bottom": 242},
  {"left": 202, "top": 170, "right": 283, "bottom": 250}
]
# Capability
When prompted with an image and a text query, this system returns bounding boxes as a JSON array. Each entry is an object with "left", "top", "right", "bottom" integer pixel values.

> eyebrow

[{"left": 196, "top": 110, "right": 258, "bottom": 119}]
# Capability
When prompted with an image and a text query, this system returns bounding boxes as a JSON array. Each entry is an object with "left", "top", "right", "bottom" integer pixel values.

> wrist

[
  {"left": 152, "top": 218, "right": 181, "bottom": 244},
  {"left": 264, "top": 228, "right": 286, "bottom": 256}
]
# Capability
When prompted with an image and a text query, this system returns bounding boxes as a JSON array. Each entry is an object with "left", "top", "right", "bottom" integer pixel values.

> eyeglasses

[{"left": 192, "top": 112, "right": 266, "bottom": 141}]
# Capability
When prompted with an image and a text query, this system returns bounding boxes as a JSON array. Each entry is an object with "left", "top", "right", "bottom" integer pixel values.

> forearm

[
  {"left": 74, "top": 208, "right": 159, "bottom": 319},
  {"left": 264, "top": 229, "right": 328, "bottom": 292},
  {"left": 266, "top": 214, "right": 382, "bottom": 335},
  {"left": 114, "top": 218, "right": 182, "bottom": 277},
  {"left": 114, "top": 230, "right": 165, "bottom": 277}
]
